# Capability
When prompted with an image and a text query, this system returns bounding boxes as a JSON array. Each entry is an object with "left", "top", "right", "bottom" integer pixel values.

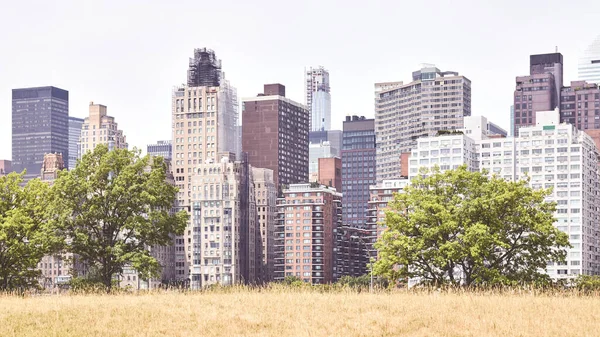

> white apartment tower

[
  {"left": 79, "top": 102, "right": 127, "bottom": 158},
  {"left": 171, "top": 48, "right": 241, "bottom": 282},
  {"left": 578, "top": 35, "right": 600, "bottom": 85},
  {"left": 409, "top": 111, "right": 600, "bottom": 279},
  {"left": 375, "top": 64, "right": 471, "bottom": 182},
  {"left": 305, "top": 66, "right": 332, "bottom": 132}
]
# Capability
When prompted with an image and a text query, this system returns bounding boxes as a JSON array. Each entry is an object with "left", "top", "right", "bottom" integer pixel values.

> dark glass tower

[
  {"left": 341, "top": 116, "right": 376, "bottom": 228},
  {"left": 12, "top": 86, "right": 69, "bottom": 181}
]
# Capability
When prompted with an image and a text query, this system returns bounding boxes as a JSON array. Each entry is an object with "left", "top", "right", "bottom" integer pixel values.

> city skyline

[{"left": 1, "top": 1, "right": 599, "bottom": 160}]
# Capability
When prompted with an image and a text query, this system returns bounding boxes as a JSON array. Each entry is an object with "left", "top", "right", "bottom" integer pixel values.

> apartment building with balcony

[
  {"left": 275, "top": 183, "right": 342, "bottom": 284},
  {"left": 375, "top": 64, "right": 471, "bottom": 182}
]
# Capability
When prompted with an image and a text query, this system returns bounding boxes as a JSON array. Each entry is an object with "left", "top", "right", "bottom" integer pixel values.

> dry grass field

[{"left": 1, "top": 287, "right": 599, "bottom": 337}]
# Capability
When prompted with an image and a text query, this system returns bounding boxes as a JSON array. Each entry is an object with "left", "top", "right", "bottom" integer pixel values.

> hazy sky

[{"left": 1, "top": 0, "right": 599, "bottom": 160}]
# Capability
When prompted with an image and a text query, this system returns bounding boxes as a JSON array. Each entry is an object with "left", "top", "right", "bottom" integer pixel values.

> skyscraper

[
  {"left": 305, "top": 66, "right": 331, "bottom": 132},
  {"left": 513, "top": 53, "right": 563, "bottom": 134},
  {"left": 341, "top": 116, "right": 376, "bottom": 228},
  {"left": 79, "top": 102, "right": 128, "bottom": 158},
  {"left": 68, "top": 116, "right": 84, "bottom": 170},
  {"left": 559, "top": 80, "right": 600, "bottom": 149},
  {"left": 172, "top": 48, "right": 240, "bottom": 283},
  {"left": 242, "top": 84, "right": 309, "bottom": 189},
  {"left": 12, "top": 86, "right": 69, "bottom": 181},
  {"left": 374, "top": 65, "right": 471, "bottom": 182},
  {"left": 147, "top": 140, "right": 172, "bottom": 160},
  {"left": 578, "top": 35, "right": 600, "bottom": 84}
]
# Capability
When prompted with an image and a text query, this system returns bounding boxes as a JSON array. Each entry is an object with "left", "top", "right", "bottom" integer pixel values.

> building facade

[
  {"left": 242, "top": 84, "right": 309, "bottom": 189},
  {"left": 375, "top": 65, "right": 471, "bottom": 182},
  {"left": 408, "top": 111, "right": 600, "bottom": 279},
  {"left": 79, "top": 102, "right": 128, "bottom": 157},
  {"left": 305, "top": 66, "right": 331, "bottom": 132},
  {"left": 0, "top": 160, "right": 11, "bottom": 177},
  {"left": 578, "top": 35, "right": 600, "bottom": 85},
  {"left": 366, "top": 179, "right": 410, "bottom": 259},
  {"left": 252, "top": 167, "right": 277, "bottom": 282},
  {"left": 171, "top": 48, "right": 240, "bottom": 282},
  {"left": 147, "top": 140, "right": 173, "bottom": 160},
  {"left": 559, "top": 81, "right": 600, "bottom": 149},
  {"left": 68, "top": 117, "right": 83, "bottom": 170},
  {"left": 275, "top": 183, "right": 342, "bottom": 284},
  {"left": 334, "top": 226, "right": 370, "bottom": 279},
  {"left": 342, "top": 115, "right": 376, "bottom": 228},
  {"left": 513, "top": 53, "right": 563, "bottom": 134},
  {"left": 309, "top": 130, "right": 342, "bottom": 176},
  {"left": 12, "top": 86, "right": 69, "bottom": 181}
]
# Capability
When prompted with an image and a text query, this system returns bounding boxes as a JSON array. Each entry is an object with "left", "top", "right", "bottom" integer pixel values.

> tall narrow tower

[
  {"left": 171, "top": 48, "right": 242, "bottom": 285},
  {"left": 305, "top": 66, "right": 331, "bottom": 132}
]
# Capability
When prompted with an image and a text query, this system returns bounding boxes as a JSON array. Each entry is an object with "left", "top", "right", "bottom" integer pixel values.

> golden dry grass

[{"left": 1, "top": 288, "right": 599, "bottom": 337}]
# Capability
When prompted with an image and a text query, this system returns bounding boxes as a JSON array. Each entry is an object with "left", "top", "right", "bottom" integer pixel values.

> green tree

[
  {"left": 374, "top": 166, "right": 570, "bottom": 287},
  {"left": 0, "top": 172, "right": 62, "bottom": 291},
  {"left": 52, "top": 145, "right": 188, "bottom": 291}
]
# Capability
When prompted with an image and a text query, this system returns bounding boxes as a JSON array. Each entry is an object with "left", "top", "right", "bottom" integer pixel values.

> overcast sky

[{"left": 1, "top": 0, "right": 599, "bottom": 159}]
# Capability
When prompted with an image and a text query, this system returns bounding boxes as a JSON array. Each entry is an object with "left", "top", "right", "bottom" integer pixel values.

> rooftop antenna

[{"left": 555, "top": 46, "right": 558, "bottom": 52}]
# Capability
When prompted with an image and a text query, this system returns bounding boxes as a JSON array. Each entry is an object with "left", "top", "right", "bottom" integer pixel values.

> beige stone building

[
  {"left": 188, "top": 153, "right": 259, "bottom": 288},
  {"left": 79, "top": 102, "right": 127, "bottom": 158},
  {"left": 171, "top": 48, "right": 240, "bottom": 283},
  {"left": 252, "top": 167, "right": 276, "bottom": 282}
]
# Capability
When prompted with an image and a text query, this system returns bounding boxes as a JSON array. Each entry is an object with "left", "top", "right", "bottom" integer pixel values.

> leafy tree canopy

[
  {"left": 51, "top": 145, "right": 188, "bottom": 291},
  {"left": 0, "top": 172, "right": 62, "bottom": 291},
  {"left": 374, "top": 165, "right": 570, "bottom": 287}
]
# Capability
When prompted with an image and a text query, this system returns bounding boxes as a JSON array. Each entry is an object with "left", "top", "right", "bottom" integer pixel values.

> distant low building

[
  {"left": 0, "top": 160, "right": 11, "bottom": 177},
  {"left": 147, "top": 140, "right": 172, "bottom": 160}
]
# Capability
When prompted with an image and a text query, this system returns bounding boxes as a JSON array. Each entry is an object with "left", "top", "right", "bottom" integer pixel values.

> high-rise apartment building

[
  {"left": 12, "top": 86, "right": 69, "bottom": 181},
  {"left": 342, "top": 115, "right": 376, "bottom": 228},
  {"left": 513, "top": 53, "right": 563, "bottom": 134},
  {"left": 308, "top": 130, "right": 342, "bottom": 176},
  {"left": 252, "top": 167, "right": 277, "bottom": 282},
  {"left": 79, "top": 102, "right": 128, "bottom": 157},
  {"left": 578, "top": 35, "right": 600, "bottom": 85},
  {"left": 559, "top": 81, "right": 600, "bottom": 149},
  {"left": 147, "top": 140, "right": 173, "bottom": 160},
  {"left": 189, "top": 153, "right": 259, "bottom": 288},
  {"left": 242, "top": 84, "right": 309, "bottom": 189},
  {"left": 305, "top": 66, "right": 331, "bottom": 131},
  {"left": 0, "top": 160, "right": 11, "bottom": 177},
  {"left": 409, "top": 111, "right": 600, "bottom": 279},
  {"left": 375, "top": 64, "right": 471, "bottom": 182},
  {"left": 172, "top": 48, "right": 240, "bottom": 283},
  {"left": 274, "top": 183, "right": 342, "bottom": 284},
  {"left": 68, "top": 117, "right": 83, "bottom": 170}
]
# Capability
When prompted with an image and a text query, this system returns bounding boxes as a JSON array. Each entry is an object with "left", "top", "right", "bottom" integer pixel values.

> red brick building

[{"left": 242, "top": 84, "right": 309, "bottom": 190}]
